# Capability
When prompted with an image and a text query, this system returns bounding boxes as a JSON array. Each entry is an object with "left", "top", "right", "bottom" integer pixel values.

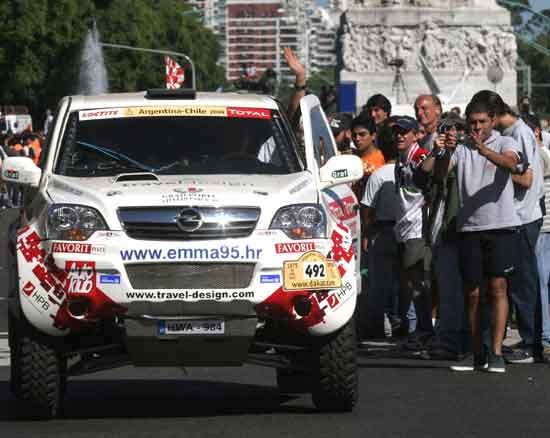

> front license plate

[{"left": 158, "top": 319, "right": 225, "bottom": 335}]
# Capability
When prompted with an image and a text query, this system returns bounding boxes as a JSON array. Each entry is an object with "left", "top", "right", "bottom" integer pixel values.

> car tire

[
  {"left": 311, "top": 318, "right": 358, "bottom": 412},
  {"left": 276, "top": 368, "right": 312, "bottom": 393},
  {"left": 11, "top": 321, "right": 65, "bottom": 419}
]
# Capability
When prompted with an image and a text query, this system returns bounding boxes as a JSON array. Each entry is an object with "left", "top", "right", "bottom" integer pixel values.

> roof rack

[{"left": 145, "top": 88, "right": 196, "bottom": 100}]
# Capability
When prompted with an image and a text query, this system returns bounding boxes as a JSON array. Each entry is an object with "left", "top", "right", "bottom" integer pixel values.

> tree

[{"left": 0, "top": 0, "right": 224, "bottom": 125}]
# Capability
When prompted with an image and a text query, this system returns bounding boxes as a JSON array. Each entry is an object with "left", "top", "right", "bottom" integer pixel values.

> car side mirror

[
  {"left": 319, "top": 154, "right": 364, "bottom": 190},
  {"left": 2, "top": 156, "right": 42, "bottom": 187}
]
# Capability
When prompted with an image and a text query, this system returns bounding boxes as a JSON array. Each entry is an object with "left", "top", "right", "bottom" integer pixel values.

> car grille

[
  {"left": 118, "top": 206, "right": 260, "bottom": 240},
  {"left": 125, "top": 263, "right": 256, "bottom": 290}
]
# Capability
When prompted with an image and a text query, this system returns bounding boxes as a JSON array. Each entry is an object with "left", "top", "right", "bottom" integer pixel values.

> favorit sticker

[
  {"left": 52, "top": 242, "right": 105, "bottom": 254},
  {"left": 275, "top": 242, "right": 315, "bottom": 254}
]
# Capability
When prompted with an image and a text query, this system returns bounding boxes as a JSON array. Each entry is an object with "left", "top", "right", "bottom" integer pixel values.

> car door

[{"left": 299, "top": 95, "right": 361, "bottom": 280}]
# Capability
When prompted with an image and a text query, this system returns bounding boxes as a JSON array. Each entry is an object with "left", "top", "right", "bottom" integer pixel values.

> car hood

[{"left": 46, "top": 172, "right": 318, "bottom": 229}]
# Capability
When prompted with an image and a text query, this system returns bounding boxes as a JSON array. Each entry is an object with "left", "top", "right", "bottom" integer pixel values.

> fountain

[{"left": 77, "top": 22, "right": 108, "bottom": 95}]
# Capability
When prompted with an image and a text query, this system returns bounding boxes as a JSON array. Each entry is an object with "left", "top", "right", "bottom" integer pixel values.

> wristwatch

[{"left": 294, "top": 84, "right": 307, "bottom": 91}]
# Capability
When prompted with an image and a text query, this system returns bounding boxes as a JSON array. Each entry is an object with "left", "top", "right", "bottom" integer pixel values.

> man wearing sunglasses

[{"left": 393, "top": 116, "right": 434, "bottom": 349}]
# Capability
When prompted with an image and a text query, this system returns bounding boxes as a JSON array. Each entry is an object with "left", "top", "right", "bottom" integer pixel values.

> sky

[
  {"left": 314, "top": 0, "right": 547, "bottom": 11},
  {"left": 529, "top": 0, "right": 547, "bottom": 12}
]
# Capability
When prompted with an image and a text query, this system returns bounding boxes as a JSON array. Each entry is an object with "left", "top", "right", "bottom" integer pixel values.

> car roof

[{"left": 67, "top": 91, "right": 280, "bottom": 111}]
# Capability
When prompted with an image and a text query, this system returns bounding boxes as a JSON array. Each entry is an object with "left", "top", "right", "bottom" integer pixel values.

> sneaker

[
  {"left": 450, "top": 352, "right": 488, "bottom": 372},
  {"left": 504, "top": 348, "right": 534, "bottom": 364},
  {"left": 426, "top": 346, "right": 460, "bottom": 361},
  {"left": 487, "top": 352, "right": 506, "bottom": 373}
]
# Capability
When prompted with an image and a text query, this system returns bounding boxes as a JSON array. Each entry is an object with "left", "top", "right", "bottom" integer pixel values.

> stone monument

[{"left": 339, "top": 0, "right": 517, "bottom": 110}]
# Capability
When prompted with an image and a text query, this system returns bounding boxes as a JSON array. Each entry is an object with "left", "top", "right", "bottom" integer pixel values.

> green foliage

[{"left": 0, "top": 0, "right": 223, "bottom": 124}]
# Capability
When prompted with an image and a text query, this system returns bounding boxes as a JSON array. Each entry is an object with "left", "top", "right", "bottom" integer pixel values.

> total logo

[
  {"left": 227, "top": 107, "right": 271, "bottom": 119},
  {"left": 65, "top": 261, "right": 96, "bottom": 294}
]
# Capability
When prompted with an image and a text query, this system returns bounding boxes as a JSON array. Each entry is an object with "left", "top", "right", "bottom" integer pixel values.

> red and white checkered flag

[{"left": 165, "top": 56, "right": 185, "bottom": 89}]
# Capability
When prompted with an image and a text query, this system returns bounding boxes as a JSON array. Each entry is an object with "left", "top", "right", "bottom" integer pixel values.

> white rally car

[{"left": 4, "top": 89, "right": 363, "bottom": 418}]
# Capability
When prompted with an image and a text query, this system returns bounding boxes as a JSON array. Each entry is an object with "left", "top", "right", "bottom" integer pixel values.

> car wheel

[
  {"left": 12, "top": 323, "right": 65, "bottom": 419},
  {"left": 311, "top": 318, "right": 358, "bottom": 412},
  {"left": 276, "top": 368, "right": 312, "bottom": 393}
]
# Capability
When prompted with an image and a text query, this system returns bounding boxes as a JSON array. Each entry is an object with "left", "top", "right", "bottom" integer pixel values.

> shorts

[
  {"left": 458, "top": 229, "right": 519, "bottom": 289},
  {"left": 398, "top": 238, "right": 425, "bottom": 270}
]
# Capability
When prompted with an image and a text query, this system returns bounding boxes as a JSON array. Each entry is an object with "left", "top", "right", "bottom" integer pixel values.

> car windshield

[{"left": 55, "top": 108, "right": 302, "bottom": 177}]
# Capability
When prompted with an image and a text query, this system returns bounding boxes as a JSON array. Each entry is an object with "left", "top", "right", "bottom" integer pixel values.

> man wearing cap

[
  {"left": 393, "top": 116, "right": 434, "bottom": 347},
  {"left": 328, "top": 113, "right": 354, "bottom": 154}
]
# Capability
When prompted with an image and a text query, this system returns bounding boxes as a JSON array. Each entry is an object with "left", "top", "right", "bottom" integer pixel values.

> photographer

[
  {"left": 422, "top": 99, "right": 521, "bottom": 373},
  {"left": 418, "top": 113, "right": 469, "bottom": 360},
  {"left": 470, "top": 91, "right": 543, "bottom": 364}
]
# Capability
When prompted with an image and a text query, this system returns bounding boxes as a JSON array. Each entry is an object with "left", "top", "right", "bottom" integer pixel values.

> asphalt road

[{"left": 0, "top": 208, "right": 549, "bottom": 437}]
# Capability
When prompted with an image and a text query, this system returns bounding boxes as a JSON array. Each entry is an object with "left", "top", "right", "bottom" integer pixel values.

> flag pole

[{"left": 99, "top": 42, "right": 197, "bottom": 90}]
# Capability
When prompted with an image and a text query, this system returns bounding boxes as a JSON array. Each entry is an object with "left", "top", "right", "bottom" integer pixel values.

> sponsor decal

[
  {"left": 95, "top": 231, "right": 123, "bottom": 239},
  {"left": 123, "top": 106, "right": 227, "bottom": 118},
  {"left": 99, "top": 274, "right": 121, "bottom": 284},
  {"left": 79, "top": 109, "right": 122, "bottom": 120},
  {"left": 260, "top": 274, "right": 281, "bottom": 284},
  {"left": 125, "top": 290, "right": 255, "bottom": 301},
  {"left": 326, "top": 195, "right": 357, "bottom": 221},
  {"left": 331, "top": 169, "right": 348, "bottom": 179},
  {"left": 23, "top": 281, "right": 36, "bottom": 296},
  {"left": 275, "top": 242, "right": 315, "bottom": 254},
  {"left": 4, "top": 169, "right": 19, "bottom": 180},
  {"left": 227, "top": 107, "right": 271, "bottom": 119},
  {"left": 29, "top": 289, "right": 50, "bottom": 312},
  {"left": 173, "top": 187, "right": 204, "bottom": 194},
  {"left": 162, "top": 192, "right": 217, "bottom": 203},
  {"left": 120, "top": 244, "right": 262, "bottom": 262},
  {"left": 64, "top": 261, "right": 96, "bottom": 294},
  {"left": 106, "top": 190, "right": 122, "bottom": 197},
  {"left": 255, "top": 230, "right": 280, "bottom": 237},
  {"left": 325, "top": 281, "right": 353, "bottom": 310},
  {"left": 282, "top": 250, "right": 341, "bottom": 291},
  {"left": 289, "top": 179, "right": 309, "bottom": 194},
  {"left": 51, "top": 179, "right": 83, "bottom": 196},
  {"left": 52, "top": 242, "right": 105, "bottom": 254}
]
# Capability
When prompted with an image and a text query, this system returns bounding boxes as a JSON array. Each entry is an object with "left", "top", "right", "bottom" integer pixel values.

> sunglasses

[{"left": 393, "top": 126, "right": 412, "bottom": 136}]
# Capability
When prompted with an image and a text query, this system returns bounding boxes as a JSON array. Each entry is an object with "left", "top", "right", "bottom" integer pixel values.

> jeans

[
  {"left": 363, "top": 224, "right": 399, "bottom": 335},
  {"left": 508, "top": 220, "right": 541, "bottom": 350},
  {"left": 433, "top": 240, "right": 469, "bottom": 354},
  {"left": 536, "top": 232, "right": 550, "bottom": 347}
]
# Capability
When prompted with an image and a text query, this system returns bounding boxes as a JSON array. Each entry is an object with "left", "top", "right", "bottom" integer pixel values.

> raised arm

[{"left": 283, "top": 47, "right": 306, "bottom": 126}]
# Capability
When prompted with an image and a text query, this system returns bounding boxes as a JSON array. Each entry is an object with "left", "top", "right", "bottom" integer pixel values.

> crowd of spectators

[{"left": 331, "top": 92, "right": 550, "bottom": 373}]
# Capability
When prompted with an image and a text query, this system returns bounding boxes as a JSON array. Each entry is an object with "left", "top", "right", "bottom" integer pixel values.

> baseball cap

[
  {"left": 328, "top": 113, "right": 352, "bottom": 136},
  {"left": 392, "top": 115, "right": 419, "bottom": 132}
]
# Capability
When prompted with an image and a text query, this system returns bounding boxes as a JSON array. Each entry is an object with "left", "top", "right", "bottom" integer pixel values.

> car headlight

[
  {"left": 270, "top": 204, "right": 326, "bottom": 239},
  {"left": 46, "top": 204, "right": 108, "bottom": 241}
]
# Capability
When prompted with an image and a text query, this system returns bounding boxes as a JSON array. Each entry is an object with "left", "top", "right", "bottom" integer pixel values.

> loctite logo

[
  {"left": 275, "top": 242, "right": 315, "bottom": 254},
  {"left": 52, "top": 242, "right": 105, "bottom": 254},
  {"left": 80, "top": 109, "right": 120, "bottom": 119},
  {"left": 227, "top": 107, "right": 271, "bottom": 119}
]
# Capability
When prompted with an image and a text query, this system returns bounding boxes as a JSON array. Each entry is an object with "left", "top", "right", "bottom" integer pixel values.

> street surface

[{"left": 0, "top": 208, "right": 548, "bottom": 437}]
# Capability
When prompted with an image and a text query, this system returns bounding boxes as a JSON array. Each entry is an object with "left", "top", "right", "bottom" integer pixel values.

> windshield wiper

[{"left": 76, "top": 141, "right": 155, "bottom": 173}]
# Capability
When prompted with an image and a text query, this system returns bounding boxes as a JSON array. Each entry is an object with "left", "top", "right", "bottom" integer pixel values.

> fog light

[
  {"left": 293, "top": 296, "right": 312, "bottom": 317},
  {"left": 67, "top": 299, "right": 90, "bottom": 319}
]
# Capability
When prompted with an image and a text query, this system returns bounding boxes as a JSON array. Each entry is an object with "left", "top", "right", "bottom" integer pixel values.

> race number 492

[{"left": 303, "top": 262, "right": 326, "bottom": 279}]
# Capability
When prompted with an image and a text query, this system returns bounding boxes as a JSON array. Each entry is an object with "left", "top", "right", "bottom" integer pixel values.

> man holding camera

[
  {"left": 419, "top": 113, "right": 469, "bottom": 360},
  {"left": 471, "top": 91, "right": 543, "bottom": 364},
  {"left": 422, "top": 100, "right": 521, "bottom": 373}
]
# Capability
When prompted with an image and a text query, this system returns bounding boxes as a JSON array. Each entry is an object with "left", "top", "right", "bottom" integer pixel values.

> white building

[{"left": 309, "top": 7, "right": 339, "bottom": 73}]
